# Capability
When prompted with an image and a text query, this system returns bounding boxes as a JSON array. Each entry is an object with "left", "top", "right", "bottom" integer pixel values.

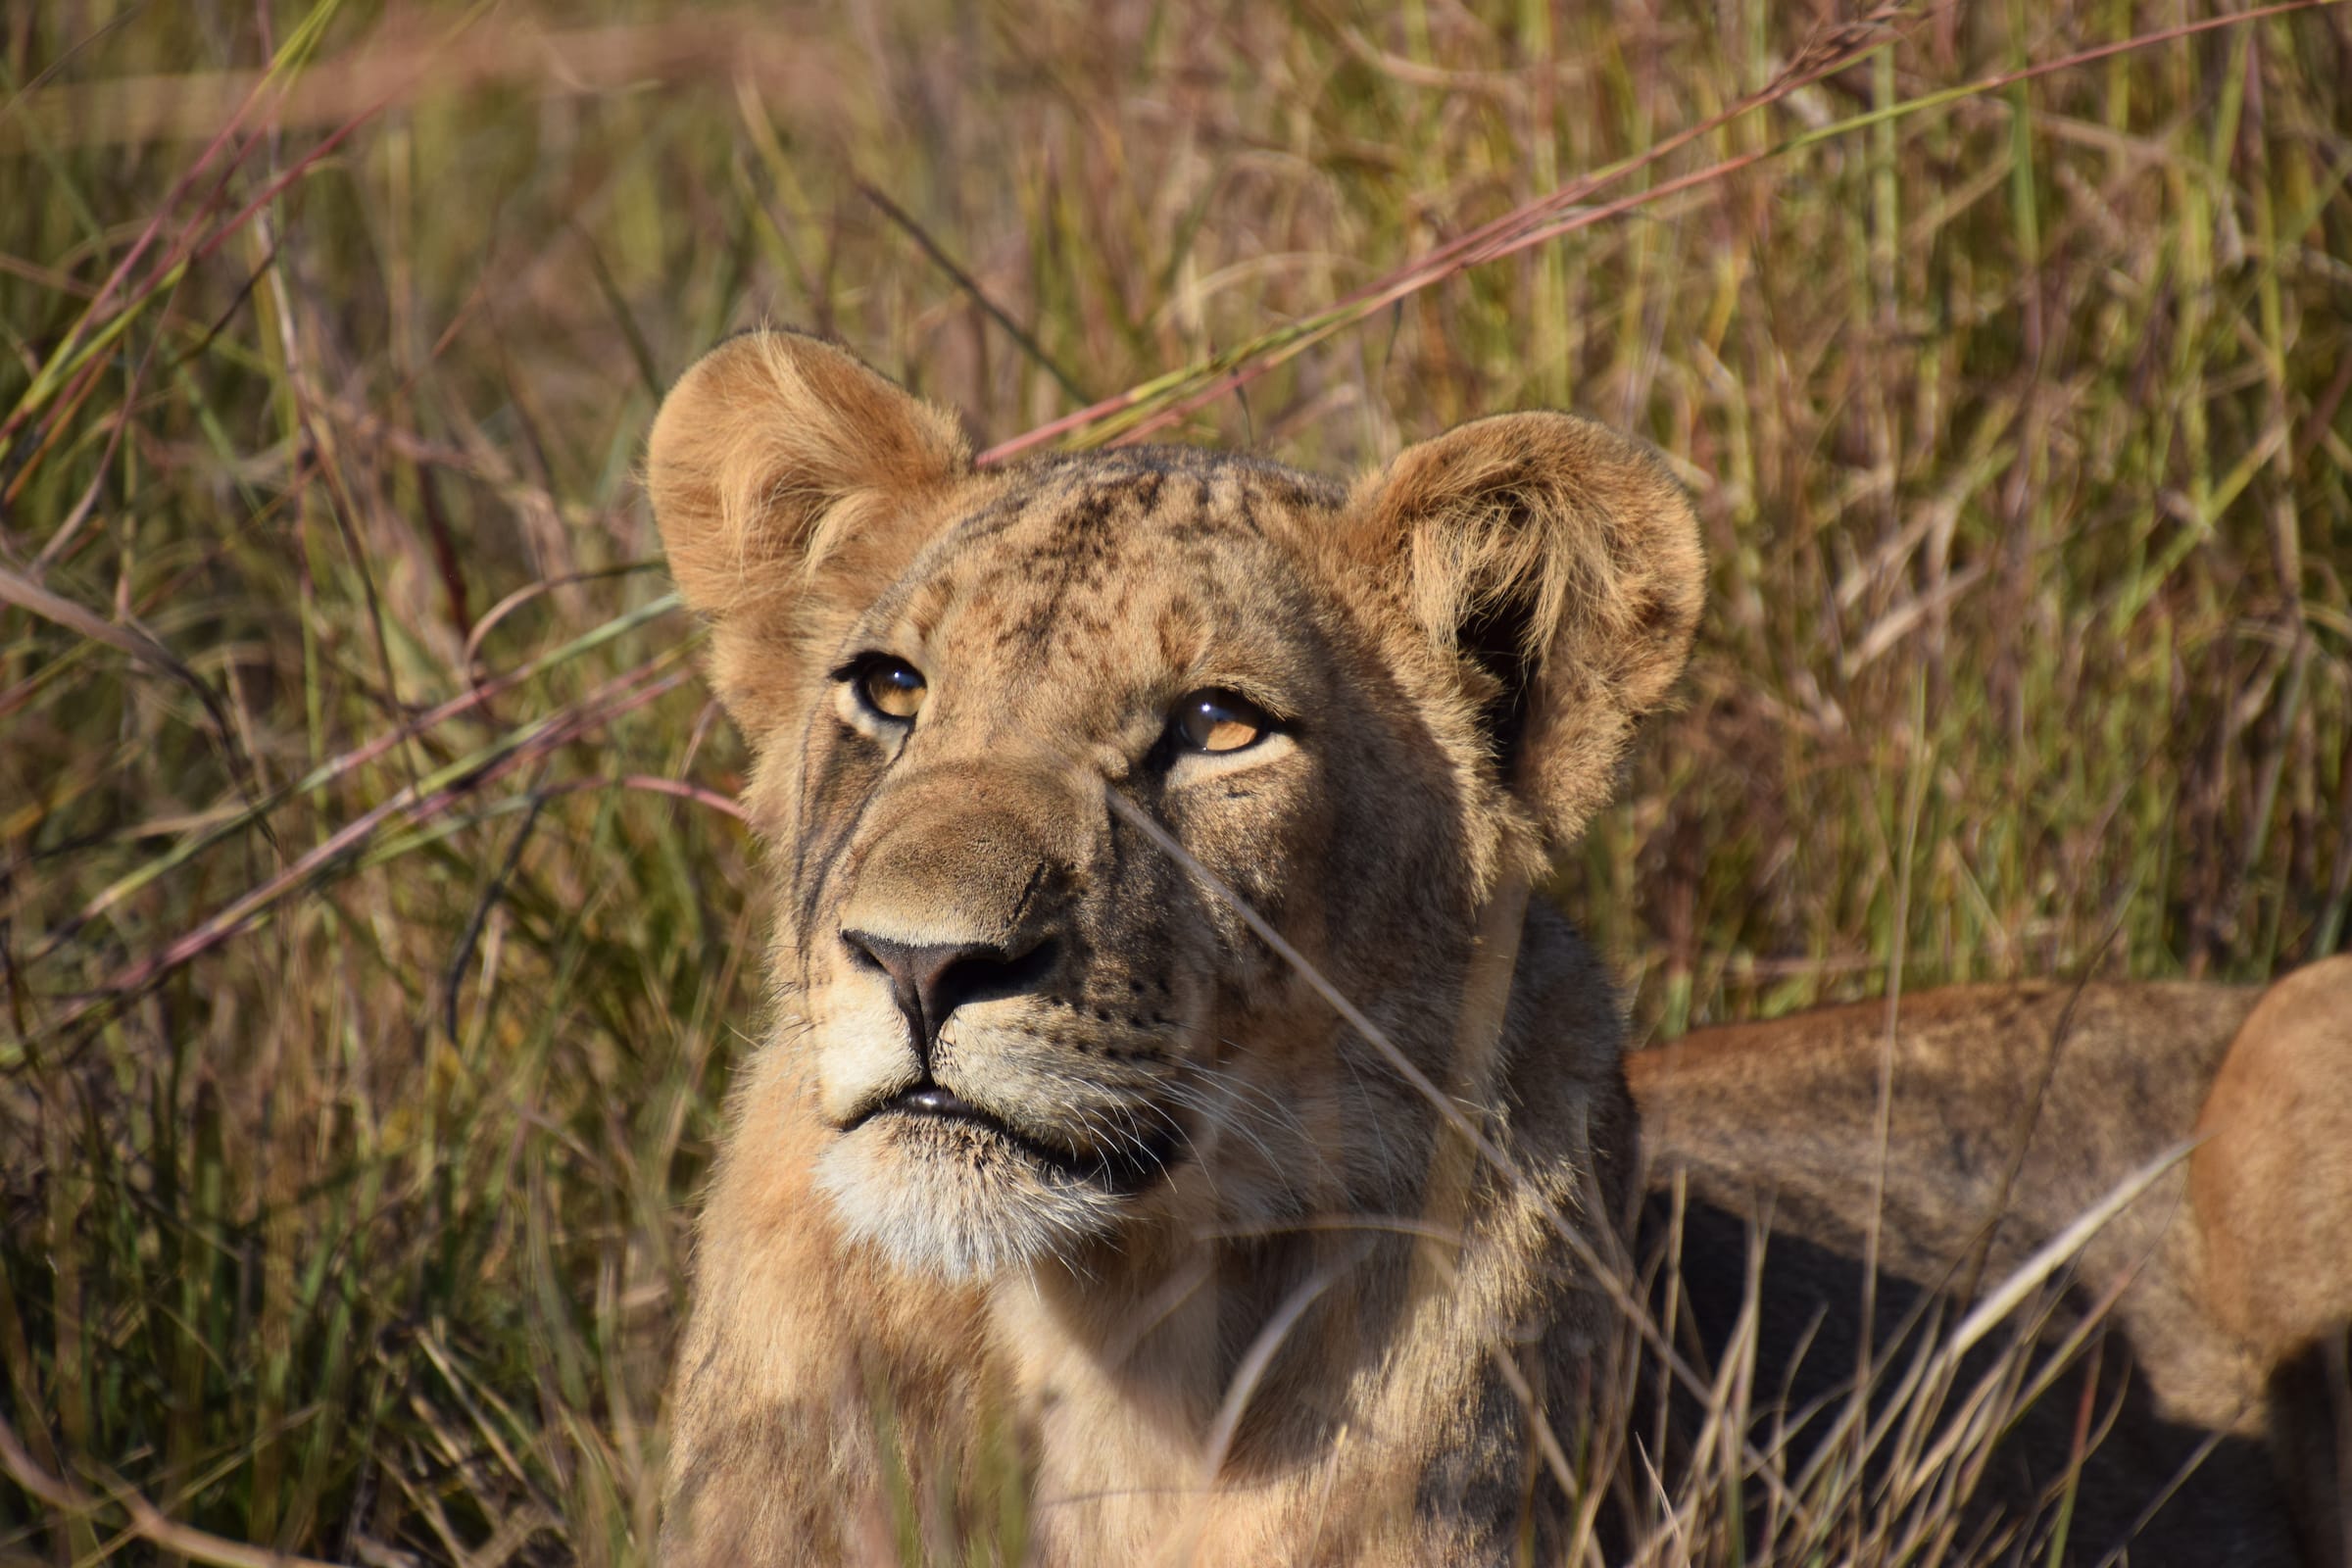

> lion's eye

[
  {"left": 1170, "top": 689, "right": 1269, "bottom": 754},
  {"left": 854, "top": 658, "right": 927, "bottom": 721}
]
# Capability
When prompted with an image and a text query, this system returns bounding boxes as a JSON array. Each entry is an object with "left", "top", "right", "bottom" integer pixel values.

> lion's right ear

[{"left": 646, "top": 330, "right": 971, "bottom": 736}]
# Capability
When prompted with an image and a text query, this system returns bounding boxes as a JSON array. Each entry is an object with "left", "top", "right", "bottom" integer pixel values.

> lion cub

[
  {"left": 646, "top": 329, "right": 2350, "bottom": 1565},
  {"left": 648, "top": 328, "right": 1690, "bottom": 1563}
]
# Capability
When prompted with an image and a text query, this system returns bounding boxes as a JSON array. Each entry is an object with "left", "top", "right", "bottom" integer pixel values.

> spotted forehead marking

[{"left": 915, "top": 449, "right": 1342, "bottom": 666}]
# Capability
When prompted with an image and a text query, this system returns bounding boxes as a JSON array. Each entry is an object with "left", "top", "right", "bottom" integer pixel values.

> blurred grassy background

[{"left": 3, "top": 0, "right": 2348, "bottom": 1561}]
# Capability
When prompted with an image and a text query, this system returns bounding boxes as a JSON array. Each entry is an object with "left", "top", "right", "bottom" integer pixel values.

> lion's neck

[{"left": 987, "top": 1223, "right": 1408, "bottom": 1561}]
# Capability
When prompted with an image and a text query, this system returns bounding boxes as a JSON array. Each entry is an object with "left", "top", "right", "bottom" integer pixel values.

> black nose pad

[{"left": 840, "top": 930, "right": 1055, "bottom": 1055}]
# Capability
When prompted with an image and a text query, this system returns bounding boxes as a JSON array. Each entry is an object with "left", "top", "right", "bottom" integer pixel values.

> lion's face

[
  {"left": 789, "top": 453, "right": 1486, "bottom": 1275},
  {"left": 647, "top": 331, "right": 1702, "bottom": 1281}
]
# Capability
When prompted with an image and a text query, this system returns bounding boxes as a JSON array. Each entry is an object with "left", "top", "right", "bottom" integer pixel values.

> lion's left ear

[{"left": 1345, "top": 412, "right": 1704, "bottom": 847}]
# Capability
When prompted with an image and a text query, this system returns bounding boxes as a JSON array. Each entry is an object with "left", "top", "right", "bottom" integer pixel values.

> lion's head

[{"left": 647, "top": 330, "right": 1701, "bottom": 1282}]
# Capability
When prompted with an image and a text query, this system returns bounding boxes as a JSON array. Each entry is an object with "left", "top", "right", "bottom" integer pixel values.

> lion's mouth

[{"left": 852, "top": 1085, "right": 1178, "bottom": 1195}]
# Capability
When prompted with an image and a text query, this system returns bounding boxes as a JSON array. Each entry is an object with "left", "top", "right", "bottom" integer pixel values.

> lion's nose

[{"left": 840, "top": 929, "right": 1054, "bottom": 1055}]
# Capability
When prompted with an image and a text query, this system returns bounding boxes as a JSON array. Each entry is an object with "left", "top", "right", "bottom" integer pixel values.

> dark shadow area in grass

[{"left": 1640, "top": 1195, "right": 2301, "bottom": 1568}]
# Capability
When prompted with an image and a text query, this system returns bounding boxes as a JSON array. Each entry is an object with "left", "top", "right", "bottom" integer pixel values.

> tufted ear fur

[
  {"left": 1346, "top": 412, "right": 1704, "bottom": 848},
  {"left": 645, "top": 329, "right": 971, "bottom": 739}
]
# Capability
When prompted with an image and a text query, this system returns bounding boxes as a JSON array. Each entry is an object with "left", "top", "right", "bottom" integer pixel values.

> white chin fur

[{"left": 812, "top": 1123, "right": 1124, "bottom": 1280}]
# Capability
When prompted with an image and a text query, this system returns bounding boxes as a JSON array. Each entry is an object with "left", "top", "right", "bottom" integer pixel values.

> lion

[
  {"left": 644, "top": 328, "right": 2352, "bottom": 1565},
  {"left": 1633, "top": 966, "right": 2352, "bottom": 1565}
]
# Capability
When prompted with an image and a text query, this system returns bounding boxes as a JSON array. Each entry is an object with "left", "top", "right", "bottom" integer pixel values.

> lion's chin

[{"left": 813, "top": 1115, "right": 1127, "bottom": 1280}]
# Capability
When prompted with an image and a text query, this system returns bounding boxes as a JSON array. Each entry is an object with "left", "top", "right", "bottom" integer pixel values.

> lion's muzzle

[{"left": 805, "top": 760, "right": 1197, "bottom": 1275}]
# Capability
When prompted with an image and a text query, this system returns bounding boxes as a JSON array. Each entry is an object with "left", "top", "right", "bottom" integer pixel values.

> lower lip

[
  {"left": 872, "top": 1094, "right": 1068, "bottom": 1165},
  {"left": 860, "top": 1095, "right": 1175, "bottom": 1193}
]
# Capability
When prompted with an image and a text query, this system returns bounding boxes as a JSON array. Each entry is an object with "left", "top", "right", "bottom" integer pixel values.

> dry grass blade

[
  {"left": 0, "top": 1408, "right": 354, "bottom": 1568},
  {"left": 0, "top": 562, "right": 214, "bottom": 697},
  {"left": 0, "top": 12, "right": 846, "bottom": 155},
  {"left": 1936, "top": 1142, "right": 2195, "bottom": 1374},
  {"left": 0, "top": 561, "right": 262, "bottom": 812}
]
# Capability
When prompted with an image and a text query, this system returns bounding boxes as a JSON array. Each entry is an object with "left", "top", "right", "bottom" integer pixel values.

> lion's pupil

[{"left": 861, "top": 661, "right": 927, "bottom": 719}]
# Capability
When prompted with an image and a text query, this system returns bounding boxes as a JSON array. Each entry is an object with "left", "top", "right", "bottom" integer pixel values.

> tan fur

[
  {"left": 649, "top": 330, "right": 1693, "bottom": 1564},
  {"left": 2192, "top": 955, "right": 2352, "bottom": 1568},
  {"left": 648, "top": 330, "right": 2352, "bottom": 1565},
  {"left": 2192, "top": 955, "right": 2352, "bottom": 1362}
]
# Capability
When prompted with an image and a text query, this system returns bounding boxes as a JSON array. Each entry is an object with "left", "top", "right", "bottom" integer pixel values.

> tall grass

[{"left": 3, "top": 0, "right": 2347, "bottom": 1561}]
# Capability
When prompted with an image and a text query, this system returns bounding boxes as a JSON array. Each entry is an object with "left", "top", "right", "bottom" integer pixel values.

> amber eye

[
  {"left": 1170, "top": 689, "right": 1270, "bottom": 754},
  {"left": 854, "top": 658, "right": 927, "bottom": 721}
]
